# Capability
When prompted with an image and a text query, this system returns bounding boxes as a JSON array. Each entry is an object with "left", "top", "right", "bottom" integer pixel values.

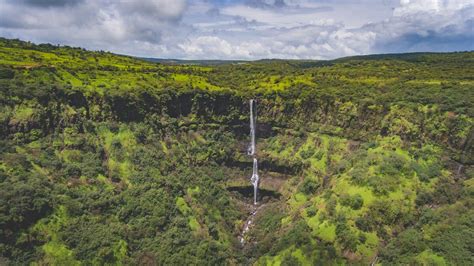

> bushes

[
  {"left": 340, "top": 193, "right": 363, "bottom": 210},
  {"left": 380, "top": 208, "right": 474, "bottom": 265},
  {"left": 335, "top": 221, "right": 358, "bottom": 252},
  {"left": 0, "top": 171, "right": 53, "bottom": 261},
  {"left": 299, "top": 146, "right": 315, "bottom": 159},
  {"left": 61, "top": 217, "right": 126, "bottom": 264},
  {"left": 298, "top": 177, "right": 320, "bottom": 195},
  {"left": 432, "top": 176, "right": 463, "bottom": 204},
  {"left": 0, "top": 68, "right": 14, "bottom": 79},
  {"left": 380, "top": 229, "right": 427, "bottom": 264},
  {"left": 356, "top": 199, "right": 407, "bottom": 233},
  {"left": 429, "top": 210, "right": 474, "bottom": 265}
]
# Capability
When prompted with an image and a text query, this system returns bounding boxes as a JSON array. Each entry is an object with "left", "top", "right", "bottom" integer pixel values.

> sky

[{"left": 0, "top": 0, "right": 472, "bottom": 60}]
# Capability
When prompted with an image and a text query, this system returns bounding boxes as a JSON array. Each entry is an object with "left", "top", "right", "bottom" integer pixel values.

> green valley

[{"left": 0, "top": 38, "right": 473, "bottom": 265}]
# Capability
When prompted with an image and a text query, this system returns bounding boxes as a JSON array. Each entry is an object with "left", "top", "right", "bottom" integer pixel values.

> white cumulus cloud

[{"left": 0, "top": 0, "right": 472, "bottom": 59}]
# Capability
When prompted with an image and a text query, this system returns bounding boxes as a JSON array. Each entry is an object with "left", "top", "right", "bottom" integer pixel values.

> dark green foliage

[
  {"left": 299, "top": 146, "right": 315, "bottom": 159},
  {"left": 281, "top": 254, "right": 301, "bottom": 266},
  {"left": 380, "top": 229, "right": 426, "bottom": 264},
  {"left": 62, "top": 218, "right": 125, "bottom": 264},
  {"left": 429, "top": 210, "right": 474, "bottom": 265},
  {"left": 0, "top": 68, "right": 14, "bottom": 79},
  {"left": 298, "top": 178, "right": 320, "bottom": 195},
  {"left": 335, "top": 220, "right": 358, "bottom": 252},
  {"left": 250, "top": 204, "right": 286, "bottom": 257},
  {"left": 381, "top": 207, "right": 474, "bottom": 265},
  {"left": 270, "top": 221, "right": 312, "bottom": 255},
  {"left": 432, "top": 176, "right": 463, "bottom": 204},
  {"left": 0, "top": 169, "right": 53, "bottom": 260},
  {"left": 340, "top": 193, "right": 363, "bottom": 210}
]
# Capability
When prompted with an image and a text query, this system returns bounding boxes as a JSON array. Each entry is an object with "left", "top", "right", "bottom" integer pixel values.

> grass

[
  {"left": 41, "top": 241, "right": 80, "bottom": 266},
  {"left": 96, "top": 125, "right": 136, "bottom": 185},
  {"left": 258, "top": 74, "right": 316, "bottom": 91},
  {"left": 188, "top": 216, "right": 201, "bottom": 232},
  {"left": 356, "top": 231, "right": 379, "bottom": 262},
  {"left": 334, "top": 178, "right": 375, "bottom": 207},
  {"left": 172, "top": 73, "right": 222, "bottom": 90},
  {"left": 291, "top": 248, "right": 312, "bottom": 265},
  {"left": 289, "top": 192, "right": 308, "bottom": 209},
  {"left": 313, "top": 220, "right": 336, "bottom": 243},
  {"left": 10, "top": 105, "right": 35, "bottom": 125},
  {"left": 415, "top": 249, "right": 447, "bottom": 265}
]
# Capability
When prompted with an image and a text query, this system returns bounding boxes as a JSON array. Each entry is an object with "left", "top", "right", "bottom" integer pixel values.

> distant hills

[
  {"left": 139, "top": 51, "right": 473, "bottom": 67},
  {"left": 139, "top": 57, "right": 249, "bottom": 65}
]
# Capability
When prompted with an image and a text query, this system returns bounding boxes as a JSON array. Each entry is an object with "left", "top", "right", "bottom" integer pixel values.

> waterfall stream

[
  {"left": 248, "top": 99, "right": 256, "bottom": 156},
  {"left": 238, "top": 99, "right": 261, "bottom": 245},
  {"left": 251, "top": 158, "right": 259, "bottom": 205},
  {"left": 248, "top": 99, "right": 259, "bottom": 205}
]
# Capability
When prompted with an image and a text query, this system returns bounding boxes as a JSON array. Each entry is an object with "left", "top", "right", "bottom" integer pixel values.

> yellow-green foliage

[
  {"left": 32, "top": 206, "right": 80, "bottom": 265},
  {"left": 176, "top": 197, "right": 202, "bottom": 232},
  {"left": 270, "top": 133, "right": 450, "bottom": 263},
  {"left": 288, "top": 192, "right": 307, "bottom": 209},
  {"left": 188, "top": 216, "right": 201, "bottom": 231},
  {"left": 58, "top": 149, "right": 82, "bottom": 163},
  {"left": 97, "top": 125, "right": 136, "bottom": 185},
  {"left": 112, "top": 240, "right": 128, "bottom": 266},
  {"left": 172, "top": 73, "right": 221, "bottom": 90},
  {"left": 41, "top": 241, "right": 80, "bottom": 266},
  {"left": 312, "top": 220, "right": 336, "bottom": 242},
  {"left": 9, "top": 104, "right": 36, "bottom": 126},
  {"left": 356, "top": 232, "right": 379, "bottom": 260},
  {"left": 415, "top": 250, "right": 447, "bottom": 265},
  {"left": 176, "top": 197, "right": 191, "bottom": 215},
  {"left": 258, "top": 74, "right": 315, "bottom": 91},
  {"left": 97, "top": 174, "right": 114, "bottom": 191}
]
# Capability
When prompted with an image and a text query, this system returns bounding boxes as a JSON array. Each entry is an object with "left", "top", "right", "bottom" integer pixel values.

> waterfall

[
  {"left": 248, "top": 99, "right": 259, "bottom": 205},
  {"left": 457, "top": 163, "right": 463, "bottom": 175},
  {"left": 238, "top": 99, "right": 260, "bottom": 245},
  {"left": 251, "top": 158, "right": 259, "bottom": 205},
  {"left": 248, "top": 99, "right": 256, "bottom": 156}
]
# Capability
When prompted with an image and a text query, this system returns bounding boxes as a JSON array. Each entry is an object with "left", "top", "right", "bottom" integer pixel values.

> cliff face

[
  {"left": 3, "top": 86, "right": 472, "bottom": 162},
  {"left": 0, "top": 38, "right": 473, "bottom": 265}
]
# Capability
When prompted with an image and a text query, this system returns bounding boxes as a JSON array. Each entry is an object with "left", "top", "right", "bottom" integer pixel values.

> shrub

[
  {"left": 340, "top": 194, "right": 364, "bottom": 210},
  {"left": 298, "top": 178, "right": 320, "bottom": 195}
]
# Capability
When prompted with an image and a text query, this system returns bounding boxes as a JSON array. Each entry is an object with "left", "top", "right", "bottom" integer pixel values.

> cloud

[
  {"left": 12, "top": 0, "right": 84, "bottom": 8},
  {"left": 179, "top": 36, "right": 233, "bottom": 57},
  {"left": 245, "top": 0, "right": 287, "bottom": 8},
  {"left": 0, "top": 0, "right": 187, "bottom": 47},
  {"left": 220, "top": 3, "right": 334, "bottom": 28},
  {"left": 395, "top": 0, "right": 469, "bottom": 14},
  {"left": 370, "top": 0, "right": 474, "bottom": 53},
  {"left": 0, "top": 0, "right": 472, "bottom": 59},
  {"left": 177, "top": 0, "right": 473, "bottom": 59},
  {"left": 120, "top": 0, "right": 186, "bottom": 20}
]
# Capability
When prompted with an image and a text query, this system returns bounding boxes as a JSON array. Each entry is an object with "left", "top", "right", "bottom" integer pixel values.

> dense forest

[{"left": 0, "top": 38, "right": 473, "bottom": 265}]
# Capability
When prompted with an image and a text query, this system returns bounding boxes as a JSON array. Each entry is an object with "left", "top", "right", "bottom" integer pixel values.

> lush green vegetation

[{"left": 0, "top": 38, "right": 473, "bottom": 265}]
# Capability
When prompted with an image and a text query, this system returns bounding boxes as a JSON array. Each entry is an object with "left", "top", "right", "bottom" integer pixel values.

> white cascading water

[
  {"left": 238, "top": 99, "right": 260, "bottom": 244},
  {"left": 248, "top": 99, "right": 259, "bottom": 205},
  {"left": 250, "top": 158, "right": 259, "bottom": 205},
  {"left": 248, "top": 99, "right": 256, "bottom": 156}
]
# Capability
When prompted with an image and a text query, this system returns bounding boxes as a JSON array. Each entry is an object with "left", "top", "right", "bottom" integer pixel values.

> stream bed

[{"left": 238, "top": 203, "right": 265, "bottom": 245}]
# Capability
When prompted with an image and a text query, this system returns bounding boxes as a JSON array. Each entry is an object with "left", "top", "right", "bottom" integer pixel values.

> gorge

[{"left": 0, "top": 38, "right": 473, "bottom": 265}]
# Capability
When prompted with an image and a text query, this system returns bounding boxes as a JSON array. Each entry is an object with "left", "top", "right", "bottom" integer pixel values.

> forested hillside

[{"left": 0, "top": 38, "right": 473, "bottom": 265}]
